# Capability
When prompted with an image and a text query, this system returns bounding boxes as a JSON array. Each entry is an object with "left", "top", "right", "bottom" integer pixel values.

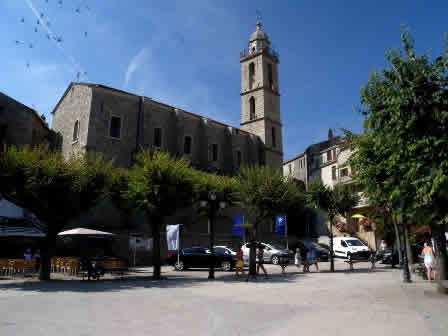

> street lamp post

[{"left": 200, "top": 191, "right": 226, "bottom": 280}]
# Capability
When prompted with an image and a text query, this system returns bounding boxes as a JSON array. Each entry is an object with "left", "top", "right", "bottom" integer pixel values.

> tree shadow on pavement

[
  {"left": 318, "top": 267, "right": 394, "bottom": 274},
  {"left": 0, "top": 269, "right": 308, "bottom": 293}
]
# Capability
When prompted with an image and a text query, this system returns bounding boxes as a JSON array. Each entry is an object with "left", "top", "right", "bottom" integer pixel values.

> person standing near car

[
  {"left": 235, "top": 243, "right": 245, "bottom": 277},
  {"left": 307, "top": 247, "right": 319, "bottom": 272},
  {"left": 421, "top": 242, "right": 435, "bottom": 281},
  {"left": 294, "top": 248, "right": 302, "bottom": 269},
  {"left": 256, "top": 245, "right": 268, "bottom": 278},
  {"left": 301, "top": 244, "right": 309, "bottom": 272}
]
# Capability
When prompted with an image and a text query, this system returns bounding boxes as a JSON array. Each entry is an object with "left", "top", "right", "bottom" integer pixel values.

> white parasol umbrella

[{"left": 58, "top": 228, "right": 115, "bottom": 236}]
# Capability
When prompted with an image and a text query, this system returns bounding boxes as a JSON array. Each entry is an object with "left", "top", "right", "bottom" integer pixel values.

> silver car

[{"left": 242, "top": 242, "right": 292, "bottom": 265}]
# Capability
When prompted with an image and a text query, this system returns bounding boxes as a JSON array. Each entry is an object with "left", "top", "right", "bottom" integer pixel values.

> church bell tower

[{"left": 240, "top": 18, "right": 283, "bottom": 168}]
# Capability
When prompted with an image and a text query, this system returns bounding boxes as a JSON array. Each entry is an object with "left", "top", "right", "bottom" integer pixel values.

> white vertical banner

[{"left": 166, "top": 225, "right": 180, "bottom": 250}]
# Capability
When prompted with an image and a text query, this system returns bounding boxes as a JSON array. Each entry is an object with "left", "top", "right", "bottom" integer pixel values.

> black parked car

[{"left": 166, "top": 247, "right": 236, "bottom": 271}]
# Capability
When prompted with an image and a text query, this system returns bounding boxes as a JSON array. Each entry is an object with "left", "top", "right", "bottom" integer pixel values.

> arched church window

[
  {"left": 73, "top": 120, "right": 79, "bottom": 142},
  {"left": 267, "top": 63, "right": 274, "bottom": 90},
  {"left": 236, "top": 150, "right": 242, "bottom": 167},
  {"left": 249, "top": 62, "right": 255, "bottom": 89},
  {"left": 184, "top": 136, "right": 192, "bottom": 155},
  {"left": 271, "top": 126, "right": 276, "bottom": 148},
  {"left": 249, "top": 97, "right": 255, "bottom": 120}
]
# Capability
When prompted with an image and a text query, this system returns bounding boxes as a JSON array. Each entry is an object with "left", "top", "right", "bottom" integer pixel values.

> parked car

[
  {"left": 332, "top": 237, "right": 371, "bottom": 260},
  {"left": 290, "top": 240, "right": 329, "bottom": 262},
  {"left": 241, "top": 242, "right": 293, "bottom": 265},
  {"left": 165, "top": 246, "right": 236, "bottom": 271},
  {"left": 214, "top": 246, "right": 236, "bottom": 256}
]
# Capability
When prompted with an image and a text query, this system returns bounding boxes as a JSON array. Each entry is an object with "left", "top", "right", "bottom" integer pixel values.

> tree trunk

[
  {"left": 404, "top": 222, "right": 414, "bottom": 268},
  {"left": 248, "top": 225, "right": 258, "bottom": 276},
  {"left": 248, "top": 238, "right": 257, "bottom": 276},
  {"left": 151, "top": 219, "right": 162, "bottom": 280},
  {"left": 433, "top": 223, "right": 447, "bottom": 291},
  {"left": 329, "top": 215, "right": 335, "bottom": 272},
  {"left": 402, "top": 218, "right": 412, "bottom": 282},
  {"left": 39, "top": 233, "right": 57, "bottom": 281},
  {"left": 392, "top": 216, "right": 403, "bottom": 264}
]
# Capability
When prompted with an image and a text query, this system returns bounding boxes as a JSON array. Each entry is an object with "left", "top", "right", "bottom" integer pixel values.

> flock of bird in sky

[{"left": 14, "top": 0, "right": 92, "bottom": 81}]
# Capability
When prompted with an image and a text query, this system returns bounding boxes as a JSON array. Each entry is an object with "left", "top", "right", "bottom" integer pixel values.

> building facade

[
  {"left": 283, "top": 130, "right": 376, "bottom": 249},
  {"left": 283, "top": 129, "right": 343, "bottom": 187},
  {"left": 50, "top": 21, "right": 288, "bottom": 264},
  {"left": 52, "top": 20, "right": 283, "bottom": 171},
  {"left": 0, "top": 92, "right": 51, "bottom": 148}
]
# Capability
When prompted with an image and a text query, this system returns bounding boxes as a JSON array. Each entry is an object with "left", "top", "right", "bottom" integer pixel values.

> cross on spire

[{"left": 256, "top": 9, "right": 262, "bottom": 24}]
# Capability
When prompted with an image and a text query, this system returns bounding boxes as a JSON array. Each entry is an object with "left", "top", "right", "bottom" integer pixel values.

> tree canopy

[
  {"left": 0, "top": 145, "right": 116, "bottom": 279},
  {"left": 344, "top": 31, "right": 448, "bottom": 281}
]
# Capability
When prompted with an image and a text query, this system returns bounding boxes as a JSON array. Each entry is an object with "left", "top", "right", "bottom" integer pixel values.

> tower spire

[{"left": 256, "top": 9, "right": 262, "bottom": 29}]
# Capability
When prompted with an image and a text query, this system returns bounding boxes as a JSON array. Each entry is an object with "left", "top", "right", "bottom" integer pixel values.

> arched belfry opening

[
  {"left": 249, "top": 97, "right": 255, "bottom": 120},
  {"left": 249, "top": 62, "right": 255, "bottom": 89}
]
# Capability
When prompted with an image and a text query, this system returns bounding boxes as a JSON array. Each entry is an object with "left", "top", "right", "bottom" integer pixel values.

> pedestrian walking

[
  {"left": 301, "top": 244, "right": 309, "bottom": 272},
  {"left": 24, "top": 248, "right": 32, "bottom": 261},
  {"left": 421, "top": 242, "right": 435, "bottom": 280},
  {"left": 380, "top": 240, "right": 387, "bottom": 252},
  {"left": 307, "top": 248, "right": 319, "bottom": 272},
  {"left": 294, "top": 248, "right": 302, "bottom": 269},
  {"left": 34, "top": 249, "right": 41, "bottom": 273},
  {"left": 235, "top": 243, "right": 245, "bottom": 277},
  {"left": 256, "top": 244, "right": 268, "bottom": 278}
]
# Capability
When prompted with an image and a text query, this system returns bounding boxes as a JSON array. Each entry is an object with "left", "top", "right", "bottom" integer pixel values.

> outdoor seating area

[
  {"left": 52, "top": 257, "right": 128, "bottom": 280},
  {"left": 0, "top": 259, "right": 36, "bottom": 278},
  {"left": 0, "top": 256, "right": 128, "bottom": 280}
]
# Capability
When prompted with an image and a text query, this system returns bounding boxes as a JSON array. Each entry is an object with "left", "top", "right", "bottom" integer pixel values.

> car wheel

[
  {"left": 221, "top": 261, "right": 232, "bottom": 272},
  {"left": 271, "top": 255, "right": 279, "bottom": 265},
  {"left": 174, "top": 261, "right": 184, "bottom": 271}
]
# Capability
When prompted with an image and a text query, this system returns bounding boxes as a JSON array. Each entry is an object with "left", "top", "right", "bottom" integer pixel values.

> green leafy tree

[
  {"left": 306, "top": 179, "right": 360, "bottom": 272},
  {"left": 234, "top": 166, "right": 304, "bottom": 275},
  {"left": 344, "top": 31, "right": 448, "bottom": 283},
  {"left": 0, "top": 145, "right": 115, "bottom": 280},
  {"left": 124, "top": 151, "right": 197, "bottom": 279}
]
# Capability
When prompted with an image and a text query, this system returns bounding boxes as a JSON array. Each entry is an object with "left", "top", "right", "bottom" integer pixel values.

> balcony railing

[
  {"left": 240, "top": 47, "right": 279, "bottom": 62},
  {"left": 354, "top": 192, "right": 370, "bottom": 208}
]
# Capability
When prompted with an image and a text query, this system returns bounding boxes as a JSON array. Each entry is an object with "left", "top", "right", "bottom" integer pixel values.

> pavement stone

[{"left": 0, "top": 261, "right": 447, "bottom": 336}]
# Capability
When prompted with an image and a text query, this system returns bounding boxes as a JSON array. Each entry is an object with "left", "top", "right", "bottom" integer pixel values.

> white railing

[{"left": 354, "top": 192, "right": 370, "bottom": 208}]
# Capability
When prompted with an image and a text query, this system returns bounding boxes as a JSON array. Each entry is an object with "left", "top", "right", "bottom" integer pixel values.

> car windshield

[
  {"left": 267, "top": 243, "right": 285, "bottom": 250},
  {"left": 346, "top": 240, "right": 364, "bottom": 247}
]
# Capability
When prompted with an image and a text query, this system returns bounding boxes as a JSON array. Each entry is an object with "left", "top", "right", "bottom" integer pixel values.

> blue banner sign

[
  {"left": 275, "top": 215, "right": 287, "bottom": 236},
  {"left": 232, "top": 215, "right": 244, "bottom": 237}
]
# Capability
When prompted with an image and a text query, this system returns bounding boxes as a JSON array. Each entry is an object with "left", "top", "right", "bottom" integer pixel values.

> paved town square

[{"left": 1, "top": 262, "right": 447, "bottom": 336}]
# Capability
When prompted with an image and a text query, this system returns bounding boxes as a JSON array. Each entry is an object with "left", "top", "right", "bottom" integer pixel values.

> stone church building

[
  {"left": 50, "top": 20, "right": 288, "bottom": 264},
  {"left": 51, "top": 20, "right": 283, "bottom": 172}
]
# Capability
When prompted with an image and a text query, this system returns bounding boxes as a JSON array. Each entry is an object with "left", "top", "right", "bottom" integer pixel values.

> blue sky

[{"left": 1, "top": 1, "right": 447, "bottom": 161}]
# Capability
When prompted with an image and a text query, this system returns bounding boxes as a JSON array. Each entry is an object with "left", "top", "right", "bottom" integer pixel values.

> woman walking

[
  {"left": 421, "top": 242, "right": 435, "bottom": 281},
  {"left": 256, "top": 245, "right": 268, "bottom": 278},
  {"left": 235, "top": 243, "right": 245, "bottom": 277}
]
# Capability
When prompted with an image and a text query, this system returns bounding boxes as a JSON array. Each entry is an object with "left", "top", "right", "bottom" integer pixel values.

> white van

[{"left": 333, "top": 237, "right": 370, "bottom": 260}]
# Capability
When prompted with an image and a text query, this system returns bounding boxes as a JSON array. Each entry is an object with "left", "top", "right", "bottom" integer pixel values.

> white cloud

[{"left": 124, "top": 47, "right": 150, "bottom": 88}]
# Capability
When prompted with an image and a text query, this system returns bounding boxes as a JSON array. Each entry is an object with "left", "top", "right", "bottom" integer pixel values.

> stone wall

[
  {"left": 51, "top": 84, "right": 265, "bottom": 171},
  {"left": 51, "top": 85, "right": 92, "bottom": 157},
  {"left": 0, "top": 91, "right": 50, "bottom": 147}
]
